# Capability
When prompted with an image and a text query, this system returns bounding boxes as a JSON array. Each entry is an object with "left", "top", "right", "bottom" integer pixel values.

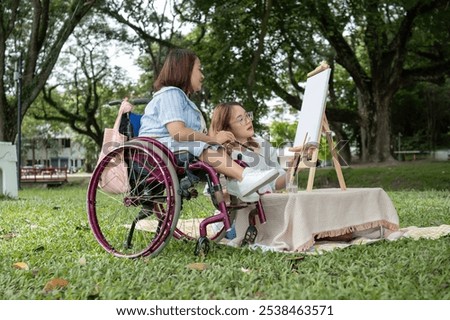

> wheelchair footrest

[{"left": 241, "top": 225, "right": 258, "bottom": 247}]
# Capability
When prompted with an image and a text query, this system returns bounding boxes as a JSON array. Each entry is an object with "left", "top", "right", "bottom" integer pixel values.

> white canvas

[{"left": 293, "top": 68, "right": 331, "bottom": 148}]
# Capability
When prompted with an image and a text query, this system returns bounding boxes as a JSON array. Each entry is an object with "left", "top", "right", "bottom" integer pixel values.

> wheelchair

[{"left": 86, "top": 112, "right": 268, "bottom": 258}]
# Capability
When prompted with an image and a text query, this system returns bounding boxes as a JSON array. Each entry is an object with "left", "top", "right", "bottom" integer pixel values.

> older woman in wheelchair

[{"left": 87, "top": 49, "right": 278, "bottom": 258}]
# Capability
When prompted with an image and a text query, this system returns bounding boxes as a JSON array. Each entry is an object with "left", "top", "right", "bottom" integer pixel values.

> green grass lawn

[
  {"left": 0, "top": 161, "right": 449, "bottom": 299},
  {"left": 313, "top": 160, "right": 450, "bottom": 191}
]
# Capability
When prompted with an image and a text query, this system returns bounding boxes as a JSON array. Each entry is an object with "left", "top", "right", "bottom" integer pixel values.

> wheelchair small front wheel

[{"left": 194, "top": 236, "right": 210, "bottom": 256}]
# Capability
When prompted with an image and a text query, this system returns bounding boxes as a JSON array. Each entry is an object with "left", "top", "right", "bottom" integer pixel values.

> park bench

[
  {"left": 394, "top": 150, "right": 430, "bottom": 161},
  {"left": 20, "top": 166, "right": 68, "bottom": 185}
]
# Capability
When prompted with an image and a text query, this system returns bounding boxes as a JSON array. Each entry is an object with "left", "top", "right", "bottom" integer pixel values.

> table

[{"left": 229, "top": 188, "right": 399, "bottom": 252}]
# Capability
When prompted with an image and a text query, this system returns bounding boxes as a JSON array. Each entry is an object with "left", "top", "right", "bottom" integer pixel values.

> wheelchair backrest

[
  {"left": 119, "top": 113, "right": 183, "bottom": 172},
  {"left": 119, "top": 112, "right": 142, "bottom": 139}
]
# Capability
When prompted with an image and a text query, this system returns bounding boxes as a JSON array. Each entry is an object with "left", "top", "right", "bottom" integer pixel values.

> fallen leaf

[
  {"left": 1, "top": 233, "right": 17, "bottom": 240},
  {"left": 13, "top": 262, "right": 29, "bottom": 270},
  {"left": 43, "top": 278, "right": 69, "bottom": 293},
  {"left": 186, "top": 263, "right": 209, "bottom": 271},
  {"left": 240, "top": 267, "right": 251, "bottom": 273}
]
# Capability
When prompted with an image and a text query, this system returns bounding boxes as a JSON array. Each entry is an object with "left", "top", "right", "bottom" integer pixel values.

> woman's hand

[
  {"left": 288, "top": 145, "right": 317, "bottom": 157},
  {"left": 113, "top": 97, "right": 134, "bottom": 130},
  {"left": 213, "top": 130, "right": 235, "bottom": 145},
  {"left": 120, "top": 97, "right": 134, "bottom": 114}
]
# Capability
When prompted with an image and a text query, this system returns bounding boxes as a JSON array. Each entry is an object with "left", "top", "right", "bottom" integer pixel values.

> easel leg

[
  {"left": 323, "top": 122, "right": 347, "bottom": 191},
  {"left": 306, "top": 148, "right": 319, "bottom": 191}
]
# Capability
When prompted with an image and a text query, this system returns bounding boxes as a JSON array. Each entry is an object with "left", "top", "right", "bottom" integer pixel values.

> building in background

[{"left": 22, "top": 133, "right": 85, "bottom": 173}]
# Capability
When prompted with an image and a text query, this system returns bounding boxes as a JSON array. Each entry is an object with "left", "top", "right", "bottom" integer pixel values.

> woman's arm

[
  {"left": 113, "top": 98, "right": 134, "bottom": 130},
  {"left": 274, "top": 167, "right": 292, "bottom": 190},
  {"left": 166, "top": 121, "right": 235, "bottom": 144}
]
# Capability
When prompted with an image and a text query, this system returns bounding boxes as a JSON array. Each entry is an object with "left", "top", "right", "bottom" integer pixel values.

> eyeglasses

[{"left": 233, "top": 112, "right": 253, "bottom": 126}]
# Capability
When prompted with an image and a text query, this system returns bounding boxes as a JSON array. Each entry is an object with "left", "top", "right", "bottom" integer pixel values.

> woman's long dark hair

[{"left": 153, "top": 48, "right": 197, "bottom": 94}]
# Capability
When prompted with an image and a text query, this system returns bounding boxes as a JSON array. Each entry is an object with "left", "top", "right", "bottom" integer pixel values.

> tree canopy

[
  {"left": 2, "top": 0, "right": 449, "bottom": 168},
  {"left": 185, "top": 0, "right": 450, "bottom": 161},
  {"left": 0, "top": 0, "right": 97, "bottom": 142}
]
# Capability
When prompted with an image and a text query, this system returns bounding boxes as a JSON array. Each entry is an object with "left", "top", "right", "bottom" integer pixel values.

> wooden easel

[{"left": 288, "top": 63, "right": 347, "bottom": 192}]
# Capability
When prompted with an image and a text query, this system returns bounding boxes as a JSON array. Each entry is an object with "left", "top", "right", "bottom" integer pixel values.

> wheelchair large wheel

[{"left": 87, "top": 141, "right": 181, "bottom": 258}]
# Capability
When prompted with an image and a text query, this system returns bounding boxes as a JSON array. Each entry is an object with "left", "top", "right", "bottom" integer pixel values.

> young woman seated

[{"left": 209, "top": 101, "right": 289, "bottom": 199}]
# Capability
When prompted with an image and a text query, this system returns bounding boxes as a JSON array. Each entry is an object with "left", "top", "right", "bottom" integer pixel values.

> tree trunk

[
  {"left": 357, "top": 89, "right": 368, "bottom": 162},
  {"left": 375, "top": 97, "right": 395, "bottom": 162},
  {"left": 357, "top": 87, "right": 397, "bottom": 163},
  {"left": 0, "top": 1, "right": 96, "bottom": 143},
  {"left": 357, "top": 88, "right": 380, "bottom": 162}
]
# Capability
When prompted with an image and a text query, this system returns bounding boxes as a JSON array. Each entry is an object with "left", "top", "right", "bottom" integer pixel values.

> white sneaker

[
  {"left": 227, "top": 168, "right": 279, "bottom": 201},
  {"left": 210, "top": 210, "right": 224, "bottom": 233},
  {"left": 227, "top": 183, "right": 260, "bottom": 202},
  {"left": 240, "top": 168, "right": 279, "bottom": 196}
]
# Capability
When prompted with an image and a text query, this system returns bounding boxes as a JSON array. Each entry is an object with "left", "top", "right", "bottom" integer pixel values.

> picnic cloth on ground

[
  {"left": 227, "top": 188, "right": 400, "bottom": 252},
  {"left": 295, "top": 224, "right": 450, "bottom": 255}
]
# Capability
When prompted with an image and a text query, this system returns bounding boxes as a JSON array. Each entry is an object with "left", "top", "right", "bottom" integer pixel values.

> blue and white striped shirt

[{"left": 139, "top": 86, "right": 206, "bottom": 138}]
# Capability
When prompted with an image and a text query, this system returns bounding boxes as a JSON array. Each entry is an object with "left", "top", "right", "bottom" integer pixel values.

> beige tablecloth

[{"left": 228, "top": 188, "right": 399, "bottom": 252}]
